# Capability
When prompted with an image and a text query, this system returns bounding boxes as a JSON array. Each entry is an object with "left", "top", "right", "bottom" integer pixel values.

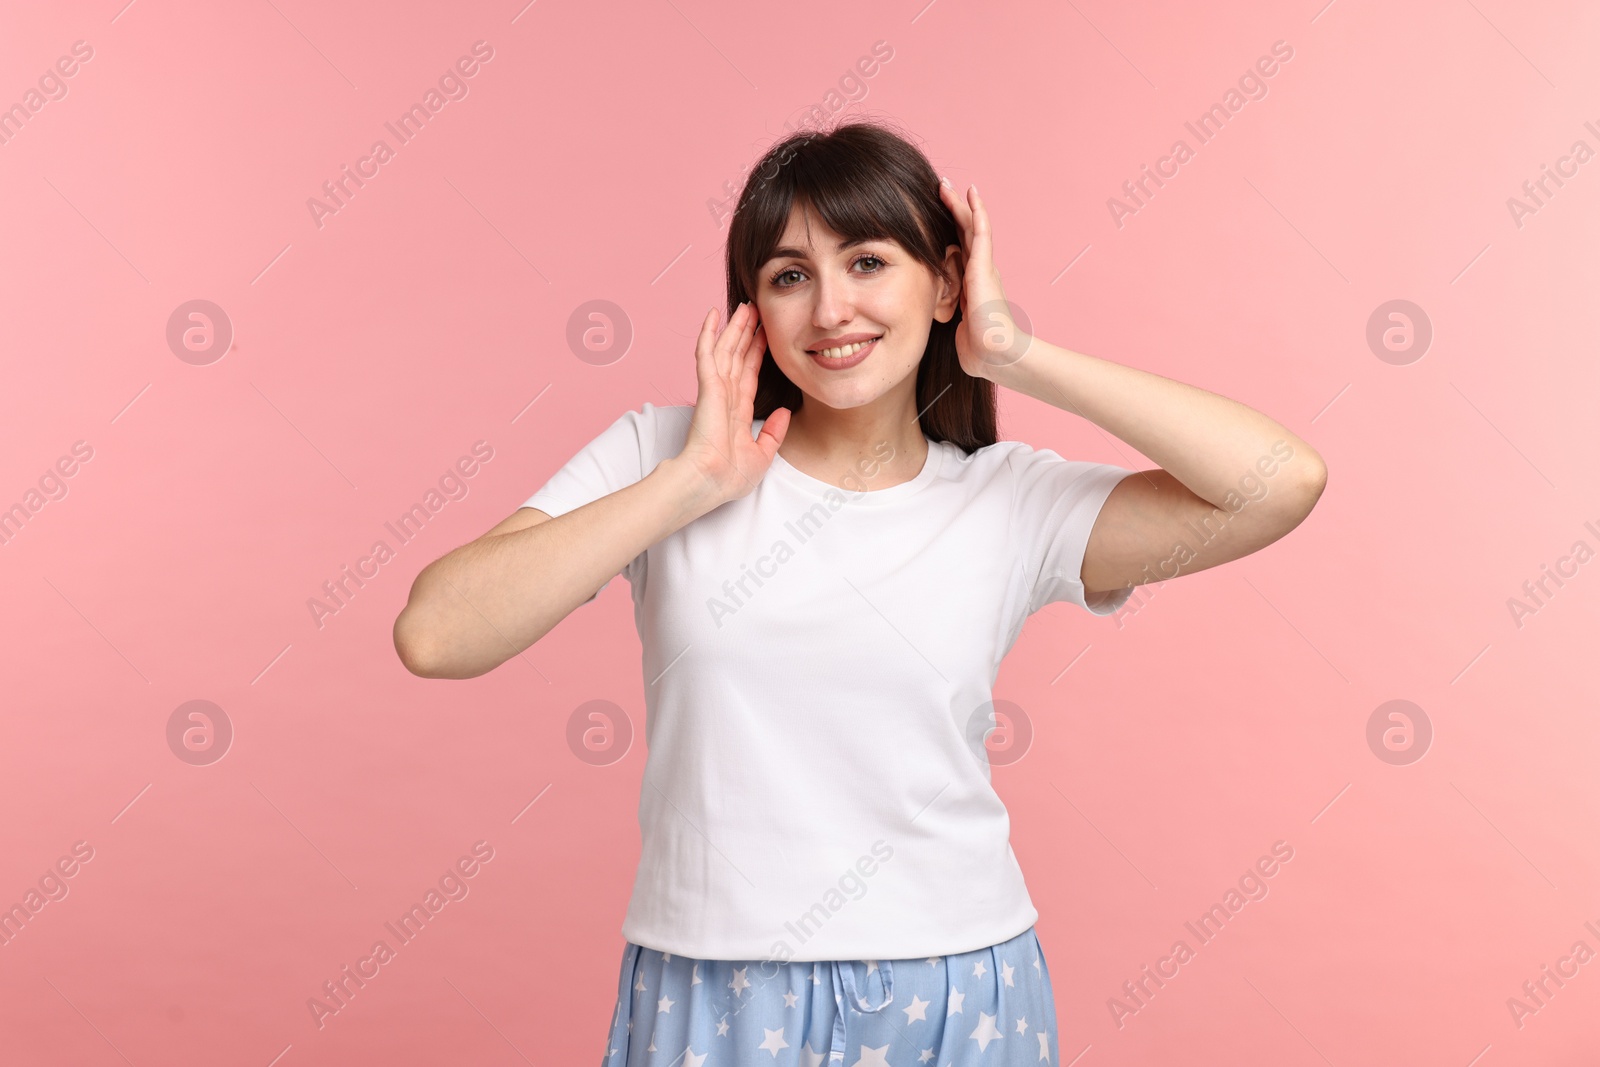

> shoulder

[
  {"left": 984, "top": 439, "right": 1115, "bottom": 481},
  {"left": 625, "top": 401, "right": 691, "bottom": 431},
  {"left": 631, "top": 402, "right": 694, "bottom": 469},
  {"left": 949, "top": 439, "right": 1133, "bottom": 510},
  {"left": 940, "top": 438, "right": 1054, "bottom": 483},
  {"left": 562, "top": 401, "right": 692, "bottom": 472}
]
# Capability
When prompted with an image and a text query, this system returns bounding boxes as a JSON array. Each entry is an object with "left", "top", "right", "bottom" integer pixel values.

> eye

[{"left": 767, "top": 253, "right": 887, "bottom": 290}]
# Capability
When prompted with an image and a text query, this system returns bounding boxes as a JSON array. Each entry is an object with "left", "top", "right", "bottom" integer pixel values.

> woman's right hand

[{"left": 672, "top": 301, "right": 791, "bottom": 506}]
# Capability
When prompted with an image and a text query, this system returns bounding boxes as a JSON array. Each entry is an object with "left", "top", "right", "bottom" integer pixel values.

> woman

[{"left": 393, "top": 121, "right": 1327, "bottom": 1066}]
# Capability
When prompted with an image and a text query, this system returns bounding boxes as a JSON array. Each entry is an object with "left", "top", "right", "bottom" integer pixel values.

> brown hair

[{"left": 723, "top": 119, "right": 997, "bottom": 454}]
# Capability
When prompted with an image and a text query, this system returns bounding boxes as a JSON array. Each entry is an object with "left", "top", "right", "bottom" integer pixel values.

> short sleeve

[
  {"left": 1008, "top": 444, "right": 1137, "bottom": 617},
  {"left": 521, "top": 404, "right": 660, "bottom": 598}
]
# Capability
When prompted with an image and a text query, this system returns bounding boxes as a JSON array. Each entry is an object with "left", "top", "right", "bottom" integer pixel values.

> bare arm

[
  {"left": 392, "top": 301, "right": 789, "bottom": 680},
  {"left": 937, "top": 179, "right": 1327, "bottom": 600},
  {"left": 393, "top": 459, "right": 721, "bottom": 679},
  {"left": 991, "top": 339, "right": 1328, "bottom": 598}
]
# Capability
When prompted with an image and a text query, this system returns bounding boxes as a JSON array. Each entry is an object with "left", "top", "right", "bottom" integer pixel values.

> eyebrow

[{"left": 765, "top": 236, "right": 884, "bottom": 263}]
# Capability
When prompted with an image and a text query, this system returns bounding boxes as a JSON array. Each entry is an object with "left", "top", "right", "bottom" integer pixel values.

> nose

[{"left": 810, "top": 268, "right": 855, "bottom": 331}]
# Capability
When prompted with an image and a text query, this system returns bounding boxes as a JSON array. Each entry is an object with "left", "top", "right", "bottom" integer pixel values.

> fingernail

[{"left": 939, "top": 175, "right": 950, "bottom": 186}]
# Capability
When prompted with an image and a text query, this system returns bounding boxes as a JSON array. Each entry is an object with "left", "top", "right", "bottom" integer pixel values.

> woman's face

[{"left": 754, "top": 202, "right": 961, "bottom": 413}]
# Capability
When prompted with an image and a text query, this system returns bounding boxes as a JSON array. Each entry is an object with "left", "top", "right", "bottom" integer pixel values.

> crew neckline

[{"left": 758, "top": 422, "right": 945, "bottom": 505}]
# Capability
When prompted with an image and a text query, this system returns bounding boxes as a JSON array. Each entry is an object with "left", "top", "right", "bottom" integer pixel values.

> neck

[{"left": 779, "top": 387, "right": 929, "bottom": 490}]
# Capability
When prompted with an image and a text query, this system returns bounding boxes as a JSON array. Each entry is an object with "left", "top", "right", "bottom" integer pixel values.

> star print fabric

[{"left": 602, "top": 925, "right": 1058, "bottom": 1066}]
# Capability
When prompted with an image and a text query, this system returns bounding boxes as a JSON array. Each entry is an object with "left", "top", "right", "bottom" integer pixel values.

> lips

[{"left": 806, "top": 335, "right": 881, "bottom": 370}]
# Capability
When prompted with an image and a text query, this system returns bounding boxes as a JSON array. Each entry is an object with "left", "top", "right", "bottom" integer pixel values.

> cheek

[
  {"left": 887, "top": 342, "right": 925, "bottom": 382},
  {"left": 764, "top": 341, "right": 807, "bottom": 381},
  {"left": 752, "top": 300, "right": 782, "bottom": 339}
]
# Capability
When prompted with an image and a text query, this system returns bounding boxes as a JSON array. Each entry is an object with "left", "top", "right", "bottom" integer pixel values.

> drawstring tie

[{"left": 828, "top": 958, "right": 895, "bottom": 1061}]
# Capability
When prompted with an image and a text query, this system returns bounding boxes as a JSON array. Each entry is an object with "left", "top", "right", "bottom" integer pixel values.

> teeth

[{"left": 814, "top": 338, "right": 876, "bottom": 359}]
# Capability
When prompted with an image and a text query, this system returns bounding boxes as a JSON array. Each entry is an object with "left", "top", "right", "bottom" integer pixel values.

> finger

[
  {"left": 941, "top": 176, "right": 973, "bottom": 246},
  {"left": 968, "top": 185, "right": 992, "bottom": 258},
  {"left": 734, "top": 303, "right": 761, "bottom": 376},
  {"left": 715, "top": 301, "right": 757, "bottom": 382},
  {"left": 693, "top": 306, "right": 720, "bottom": 394},
  {"left": 754, "top": 405, "right": 791, "bottom": 459},
  {"left": 712, "top": 302, "right": 745, "bottom": 380},
  {"left": 732, "top": 307, "right": 763, "bottom": 405},
  {"left": 735, "top": 323, "right": 766, "bottom": 423},
  {"left": 937, "top": 176, "right": 961, "bottom": 224},
  {"left": 710, "top": 302, "right": 739, "bottom": 382}
]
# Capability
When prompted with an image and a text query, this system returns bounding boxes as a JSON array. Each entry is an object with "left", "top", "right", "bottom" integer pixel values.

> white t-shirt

[{"left": 521, "top": 401, "right": 1135, "bottom": 962}]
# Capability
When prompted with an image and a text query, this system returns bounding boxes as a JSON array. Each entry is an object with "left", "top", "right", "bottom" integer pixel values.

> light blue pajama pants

[{"left": 602, "top": 925, "right": 1059, "bottom": 1066}]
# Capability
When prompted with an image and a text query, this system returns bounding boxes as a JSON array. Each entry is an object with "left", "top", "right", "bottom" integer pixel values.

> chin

[
  {"left": 779, "top": 356, "right": 916, "bottom": 406},
  {"left": 804, "top": 389, "right": 879, "bottom": 411}
]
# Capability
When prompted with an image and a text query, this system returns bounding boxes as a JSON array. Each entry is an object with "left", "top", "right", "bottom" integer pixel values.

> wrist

[
  {"left": 979, "top": 333, "right": 1037, "bottom": 389},
  {"left": 653, "top": 455, "right": 728, "bottom": 521}
]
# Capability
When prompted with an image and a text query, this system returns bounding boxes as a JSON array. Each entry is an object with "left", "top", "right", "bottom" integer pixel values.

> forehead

[{"left": 768, "top": 202, "right": 893, "bottom": 261}]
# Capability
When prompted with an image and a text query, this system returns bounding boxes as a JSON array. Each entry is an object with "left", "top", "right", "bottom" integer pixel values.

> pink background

[{"left": 3, "top": 0, "right": 1598, "bottom": 1063}]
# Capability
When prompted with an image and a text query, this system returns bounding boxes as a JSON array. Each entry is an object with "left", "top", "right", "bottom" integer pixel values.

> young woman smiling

[{"left": 393, "top": 121, "right": 1327, "bottom": 1067}]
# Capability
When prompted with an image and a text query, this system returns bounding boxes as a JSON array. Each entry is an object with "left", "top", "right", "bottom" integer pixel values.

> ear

[{"left": 932, "top": 243, "right": 962, "bottom": 324}]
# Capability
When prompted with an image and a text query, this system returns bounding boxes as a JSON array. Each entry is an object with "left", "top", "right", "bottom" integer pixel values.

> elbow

[
  {"left": 1272, "top": 456, "right": 1328, "bottom": 530},
  {"left": 1298, "top": 455, "right": 1328, "bottom": 510},
  {"left": 393, "top": 609, "right": 444, "bottom": 679},
  {"left": 393, "top": 606, "right": 529, "bottom": 680},
  {"left": 396, "top": 645, "right": 440, "bottom": 680}
]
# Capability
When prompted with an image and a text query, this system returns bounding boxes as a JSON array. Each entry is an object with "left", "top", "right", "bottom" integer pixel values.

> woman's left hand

[{"left": 938, "top": 177, "right": 1031, "bottom": 380}]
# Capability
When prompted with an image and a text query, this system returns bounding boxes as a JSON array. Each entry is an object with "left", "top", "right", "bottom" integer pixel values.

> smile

[{"left": 806, "top": 336, "right": 881, "bottom": 370}]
